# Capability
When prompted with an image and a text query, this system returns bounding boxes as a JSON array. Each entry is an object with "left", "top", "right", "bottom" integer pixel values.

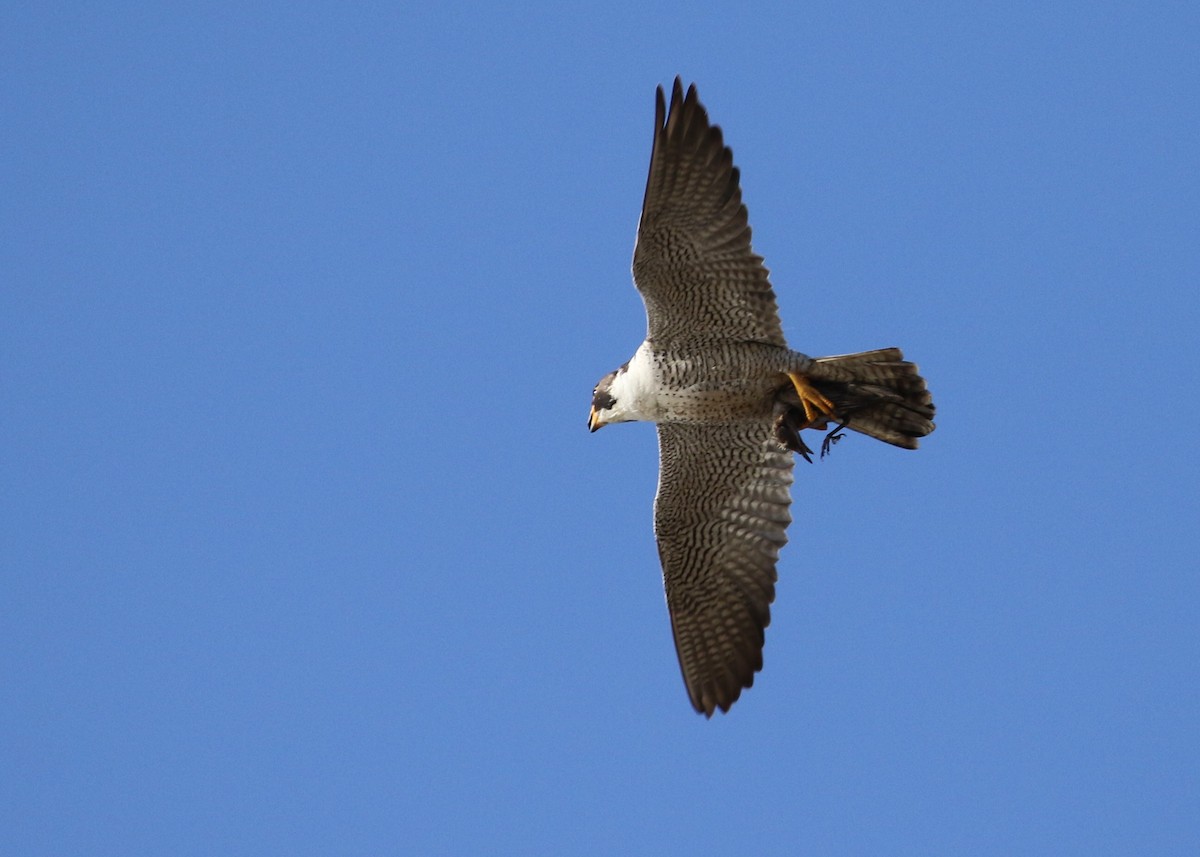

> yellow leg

[{"left": 785, "top": 372, "right": 837, "bottom": 427}]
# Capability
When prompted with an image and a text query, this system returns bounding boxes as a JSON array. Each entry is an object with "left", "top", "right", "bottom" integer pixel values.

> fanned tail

[{"left": 774, "top": 347, "right": 935, "bottom": 456}]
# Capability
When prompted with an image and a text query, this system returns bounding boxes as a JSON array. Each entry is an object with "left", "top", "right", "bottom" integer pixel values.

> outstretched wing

[
  {"left": 654, "top": 421, "right": 794, "bottom": 716},
  {"left": 632, "top": 78, "right": 787, "bottom": 348}
]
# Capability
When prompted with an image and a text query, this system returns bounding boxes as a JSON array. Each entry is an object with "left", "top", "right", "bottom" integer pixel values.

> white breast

[{"left": 608, "top": 342, "right": 663, "bottom": 422}]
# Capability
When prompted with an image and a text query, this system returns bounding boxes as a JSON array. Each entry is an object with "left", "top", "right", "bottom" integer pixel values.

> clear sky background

[{"left": 4, "top": 2, "right": 1198, "bottom": 854}]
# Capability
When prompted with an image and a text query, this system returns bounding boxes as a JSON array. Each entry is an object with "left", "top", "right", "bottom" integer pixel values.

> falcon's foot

[
  {"left": 820, "top": 422, "right": 848, "bottom": 459},
  {"left": 785, "top": 372, "right": 837, "bottom": 429}
]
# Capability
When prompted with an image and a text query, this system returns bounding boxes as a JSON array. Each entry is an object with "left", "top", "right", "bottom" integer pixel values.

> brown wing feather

[
  {"left": 654, "top": 421, "right": 794, "bottom": 716},
  {"left": 633, "top": 78, "right": 787, "bottom": 348}
]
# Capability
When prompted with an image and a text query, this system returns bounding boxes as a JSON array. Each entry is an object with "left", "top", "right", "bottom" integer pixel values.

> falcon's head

[
  {"left": 590, "top": 353, "right": 656, "bottom": 432},
  {"left": 588, "top": 369, "right": 622, "bottom": 432}
]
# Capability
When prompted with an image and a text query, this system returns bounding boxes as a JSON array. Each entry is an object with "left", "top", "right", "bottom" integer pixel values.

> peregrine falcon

[{"left": 588, "top": 78, "right": 936, "bottom": 717}]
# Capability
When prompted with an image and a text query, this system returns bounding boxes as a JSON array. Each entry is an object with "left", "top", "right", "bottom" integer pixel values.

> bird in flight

[{"left": 588, "top": 78, "right": 936, "bottom": 716}]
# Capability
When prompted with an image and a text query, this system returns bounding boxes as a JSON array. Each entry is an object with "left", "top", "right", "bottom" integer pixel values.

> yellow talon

[{"left": 785, "top": 372, "right": 837, "bottom": 427}]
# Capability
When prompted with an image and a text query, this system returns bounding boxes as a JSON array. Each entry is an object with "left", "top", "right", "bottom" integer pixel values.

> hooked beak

[{"left": 588, "top": 406, "right": 605, "bottom": 433}]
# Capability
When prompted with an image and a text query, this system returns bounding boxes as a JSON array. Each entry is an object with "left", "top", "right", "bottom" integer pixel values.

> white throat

[{"left": 609, "top": 343, "right": 661, "bottom": 422}]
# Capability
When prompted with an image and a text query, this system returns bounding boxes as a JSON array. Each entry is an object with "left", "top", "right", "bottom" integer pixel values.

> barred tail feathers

[{"left": 775, "top": 348, "right": 935, "bottom": 453}]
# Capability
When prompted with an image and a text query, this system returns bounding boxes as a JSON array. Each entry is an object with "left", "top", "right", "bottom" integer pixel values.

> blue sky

[{"left": 4, "top": 2, "right": 1198, "bottom": 854}]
